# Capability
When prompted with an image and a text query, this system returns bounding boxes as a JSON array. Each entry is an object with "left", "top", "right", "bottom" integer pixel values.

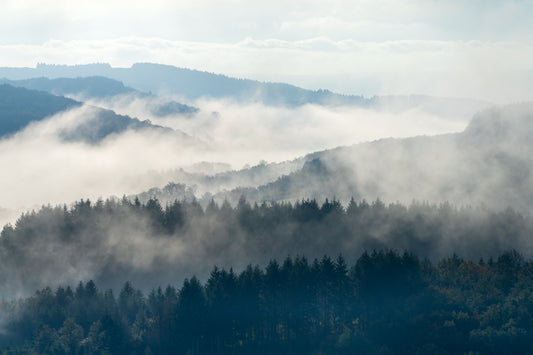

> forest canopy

[{"left": 1, "top": 249, "right": 532, "bottom": 354}]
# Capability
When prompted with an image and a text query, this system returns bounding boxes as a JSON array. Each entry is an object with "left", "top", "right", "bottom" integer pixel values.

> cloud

[
  {"left": 81, "top": 93, "right": 480, "bottom": 160},
  {"left": 3, "top": 0, "right": 533, "bottom": 45}
]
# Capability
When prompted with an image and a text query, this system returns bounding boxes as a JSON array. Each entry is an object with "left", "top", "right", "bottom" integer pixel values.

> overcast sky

[{"left": 1, "top": 0, "right": 533, "bottom": 101}]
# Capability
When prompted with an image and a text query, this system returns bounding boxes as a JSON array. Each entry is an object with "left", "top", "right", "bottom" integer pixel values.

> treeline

[
  {"left": 1, "top": 250, "right": 533, "bottom": 354},
  {"left": 1, "top": 197, "right": 532, "bottom": 298}
]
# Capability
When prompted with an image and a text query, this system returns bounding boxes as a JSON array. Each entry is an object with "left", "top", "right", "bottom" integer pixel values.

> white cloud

[{"left": 2, "top": 0, "right": 533, "bottom": 44}]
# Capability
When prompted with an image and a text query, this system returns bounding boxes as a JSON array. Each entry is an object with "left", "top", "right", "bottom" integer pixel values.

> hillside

[
  {"left": 1, "top": 76, "right": 135, "bottom": 98},
  {"left": 59, "top": 106, "right": 175, "bottom": 143},
  {"left": 236, "top": 103, "right": 533, "bottom": 211},
  {"left": 1, "top": 76, "right": 199, "bottom": 117},
  {"left": 0, "top": 84, "right": 81, "bottom": 138},
  {"left": 133, "top": 103, "right": 533, "bottom": 213},
  {"left": 0, "top": 84, "right": 181, "bottom": 143}
]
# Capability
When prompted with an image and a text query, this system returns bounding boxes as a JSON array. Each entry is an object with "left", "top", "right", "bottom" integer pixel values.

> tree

[
  {"left": 34, "top": 325, "right": 62, "bottom": 355},
  {"left": 59, "top": 318, "right": 83, "bottom": 355},
  {"left": 177, "top": 276, "right": 207, "bottom": 353}
]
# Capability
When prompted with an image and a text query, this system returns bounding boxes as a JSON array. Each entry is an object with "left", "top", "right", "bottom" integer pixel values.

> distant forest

[
  {"left": 1, "top": 197, "right": 532, "bottom": 299},
  {"left": 1, "top": 249, "right": 533, "bottom": 354}
]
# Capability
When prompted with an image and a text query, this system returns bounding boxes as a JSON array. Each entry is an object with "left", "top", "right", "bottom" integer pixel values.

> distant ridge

[
  {"left": 1, "top": 76, "right": 199, "bottom": 117},
  {"left": 0, "top": 63, "right": 489, "bottom": 114},
  {"left": 1, "top": 76, "right": 136, "bottom": 98},
  {"left": 0, "top": 84, "right": 80, "bottom": 137},
  {"left": 0, "top": 63, "right": 367, "bottom": 106}
]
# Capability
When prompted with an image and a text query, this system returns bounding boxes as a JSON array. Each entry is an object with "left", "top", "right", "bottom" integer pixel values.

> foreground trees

[{"left": 1, "top": 250, "right": 533, "bottom": 354}]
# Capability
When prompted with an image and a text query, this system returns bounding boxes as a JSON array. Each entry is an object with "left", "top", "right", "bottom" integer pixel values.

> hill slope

[
  {"left": 136, "top": 103, "right": 533, "bottom": 213},
  {"left": 0, "top": 84, "right": 81, "bottom": 138},
  {"left": 0, "top": 84, "right": 179, "bottom": 143},
  {"left": 1, "top": 76, "right": 199, "bottom": 117},
  {"left": 244, "top": 103, "right": 533, "bottom": 210}
]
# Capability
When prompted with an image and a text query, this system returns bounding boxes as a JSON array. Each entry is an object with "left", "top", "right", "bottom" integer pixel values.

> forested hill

[
  {"left": 0, "top": 76, "right": 135, "bottom": 98},
  {"left": 1, "top": 197, "right": 532, "bottom": 299},
  {"left": 0, "top": 84, "right": 80, "bottom": 138},
  {"left": 0, "top": 84, "right": 180, "bottom": 143},
  {"left": 58, "top": 107, "right": 175, "bottom": 144},
  {"left": 1, "top": 76, "right": 199, "bottom": 117}
]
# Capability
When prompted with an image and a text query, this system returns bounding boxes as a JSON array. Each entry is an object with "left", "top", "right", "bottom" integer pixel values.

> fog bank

[{"left": 0, "top": 97, "right": 473, "bottom": 226}]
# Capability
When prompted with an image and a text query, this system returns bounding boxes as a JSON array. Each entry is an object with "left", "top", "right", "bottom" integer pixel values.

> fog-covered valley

[{"left": 0, "top": 69, "right": 490, "bottom": 228}]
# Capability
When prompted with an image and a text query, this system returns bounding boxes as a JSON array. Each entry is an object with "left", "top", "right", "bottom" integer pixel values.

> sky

[{"left": 1, "top": 0, "right": 533, "bottom": 101}]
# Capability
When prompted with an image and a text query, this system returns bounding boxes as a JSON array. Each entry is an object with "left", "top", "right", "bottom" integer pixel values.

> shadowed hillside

[
  {"left": 0, "top": 84, "right": 80, "bottom": 138},
  {"left": 1, "top": 76, "right": 199, "bottom": 117},
  {"left": 0, "top": 84, "right": 185, "bottom": 143}
]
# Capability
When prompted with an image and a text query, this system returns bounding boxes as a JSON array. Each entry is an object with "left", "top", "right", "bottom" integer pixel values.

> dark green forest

[{"left": 1, "top": 249, "right": 533, "bottom": 354}]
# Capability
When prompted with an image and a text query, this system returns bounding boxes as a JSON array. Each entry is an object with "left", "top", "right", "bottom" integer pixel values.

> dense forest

[{"left": 1, "top": 249, "right": 533, "bottom": 354}]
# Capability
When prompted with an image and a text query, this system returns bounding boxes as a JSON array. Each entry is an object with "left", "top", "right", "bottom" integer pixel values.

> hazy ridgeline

[
  {"left": 1, "top": 197, "right": 532, "bottom": 299},
  {"left": 128, "top": 103, "right": 533, "bottom": 217},
  {"left": 0, "top": 63, "right": 488, "bottom": 111}
]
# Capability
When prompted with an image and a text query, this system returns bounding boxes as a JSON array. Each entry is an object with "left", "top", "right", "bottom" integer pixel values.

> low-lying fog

[{"left": 0, "top": 95, "right": 485, "bottom": 227}]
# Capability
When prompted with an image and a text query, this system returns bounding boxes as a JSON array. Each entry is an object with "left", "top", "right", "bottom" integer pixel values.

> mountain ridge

[{"left": 0, "top": 63, "right": 490, "bottom": 115}]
